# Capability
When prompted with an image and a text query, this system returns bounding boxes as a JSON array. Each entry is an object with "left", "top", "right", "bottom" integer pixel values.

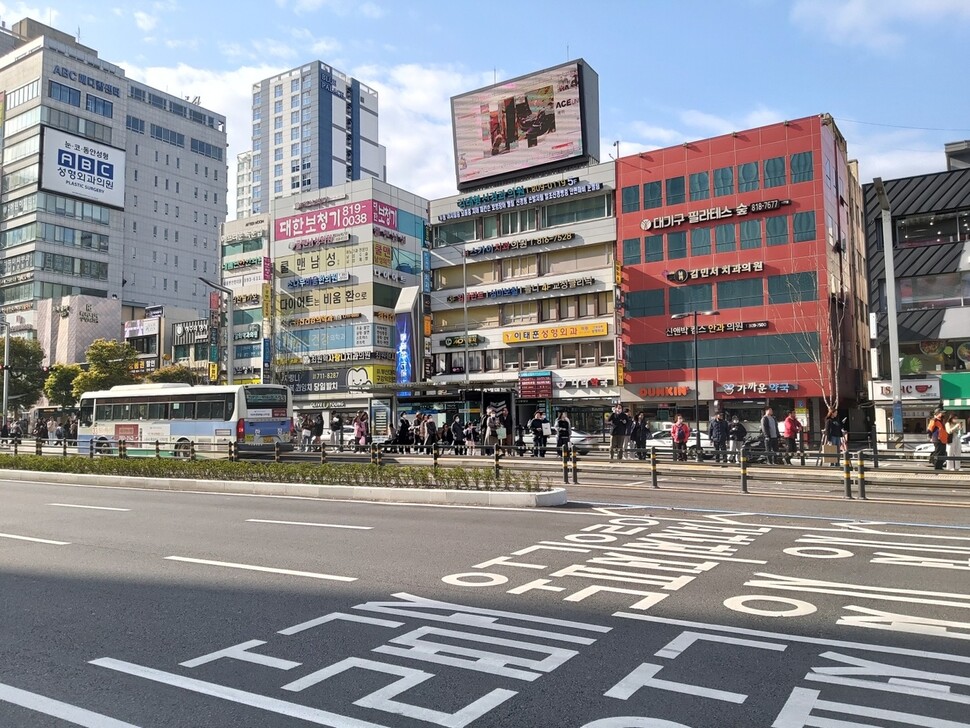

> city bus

[{"left": 77, "top": 383, "right": 294, "bottom": 456}]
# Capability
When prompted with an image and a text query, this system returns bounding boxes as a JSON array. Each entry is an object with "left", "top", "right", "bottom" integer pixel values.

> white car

[
  {"left": 519, "top": 427, "right": 601, "bottom": 456},
  {"left": 913, "top": 432, "right": 970, "bottom": 460},
  {"left": 642, "top": 430, "right": 714, "bottom": 459}
]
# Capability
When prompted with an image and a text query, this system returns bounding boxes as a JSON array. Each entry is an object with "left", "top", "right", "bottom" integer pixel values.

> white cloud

[
  {"left": 791, "top": 0, "right": 970, "bottom": 51},
  {"left": 359, "top": 2, "right": 384, "bottom": 19},
  {"left": 133, "top": 11, "right": 157, "bottom": 31},
  {"left": 0, "top": 3, "right": 59, "bottom": 25}
]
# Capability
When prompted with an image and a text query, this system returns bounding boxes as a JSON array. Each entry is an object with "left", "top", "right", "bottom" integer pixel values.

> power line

[{"left": 835, "top": 117, "right": 970, "bottom": 133}]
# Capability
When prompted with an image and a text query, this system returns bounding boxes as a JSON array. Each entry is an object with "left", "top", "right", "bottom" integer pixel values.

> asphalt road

[{"left": 2, "top": 477, "right": 970, "bottom": 727}]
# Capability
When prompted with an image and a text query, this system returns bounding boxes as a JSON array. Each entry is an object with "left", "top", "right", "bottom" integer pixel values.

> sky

[{"left": 6, "top": 0, "right": 970, "bottom": 219}]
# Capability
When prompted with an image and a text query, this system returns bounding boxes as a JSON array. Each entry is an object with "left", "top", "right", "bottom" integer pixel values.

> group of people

[
  {"left": 1, "top": 417, "right": 76, "bottom": 447},
  {"left": 298, "top": 411, "right": 371, "bottom": 453},
  {"left": 927, "top": 408, "right": 963, "bottom": 471}
]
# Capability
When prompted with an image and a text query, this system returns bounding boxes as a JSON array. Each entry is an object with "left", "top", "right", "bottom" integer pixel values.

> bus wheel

[{"left": 175, "top": 440, "right": 192, "bottom": 458}]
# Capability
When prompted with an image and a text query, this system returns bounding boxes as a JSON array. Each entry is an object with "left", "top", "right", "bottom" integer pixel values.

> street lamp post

[
  {"left": 873, "top": 178, "right": 903, "bottom": 436},
  {"left": 199, "top": 277, "right": 234, "bottom": 385},
  {"left": 671, "top": 309, "right": 719, "bottom": 462},
  {"left": 1, "top": 321, "right": 9, "bottom": 422}
]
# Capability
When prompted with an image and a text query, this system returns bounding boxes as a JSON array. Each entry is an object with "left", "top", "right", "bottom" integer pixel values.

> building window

[
  {"left": 793, "top": 211, "right": 816, "bottom": 242},
  {"left": 643, "top": 181, "right": 663, "bottom": 209},
  {"left": 85, "top": 95, "right": 113, "bottom": 118},
  {"left": 644, "top": 234, "right": 664, "bottom": 262},
  {"left": 689, "top": 172, "right": 709, "bottom": 201},
  {"left": 667, "top": 231, "right": 687, "bottom": 260},
  {"left": 768, "top": 272, "right": 817, "bottom": 304},
  {"left": 717, "top": 278, "right": 764, "bottom": 309},
  {"left": 713, "top": 166, "right": 734, "bottom": 196},
  {"left": 764, "top": 156, "right": 786, "bottom": 188},
  {"left": 621, "top": 185, "right": 639, "bottom": 213},
  {"left": 625, "top": 289, "right": 665, "bottom": 318},
  {"left": 715, "top": 223, "right": 735, "bottom": 253},
  {"left": 542, "top": 194, "right": 611, "bottom": 227},
  {"left": 503, "top": 349, "right": 519, "bottom": 371},
  {"left": 691, "top": 227, "right": 711, "bottom": 255},
  {"left": 739, "top": 219, "right": 761, "bottom": 250},
  {"left": 48, "top": 81, "right": 80, "bottom": 106},
  {"left": 578, "top": 293, "right": 597, "bottom": 317},
  {"left": 669, "top": 283, "right": 714, "bottom": 316},
  {"left": 666, "top": 176, "right": 685, "bottom": 205},
  {"left": 622, "top": 237, "right": 641, "bottom": 265},
  {"left": 540, "top": 298, "right": 559, "bottom": 322},
  {"left": 560, "top": 343, "right": 578, "bottom": 367},
  {"left": 765, "top": 215, "right": 789, "bottom": 246},
  {"left": 791, "top": 151, "right": 814, "bottom": 183},
  {"left": 485, "top": 350, "right": 501, "bottom": 372},
  {"left": 501, "top": 255, "right": 537, "bottom": 280},
  {"left": 738, "top": 162, "right": 759, "bottom": 192}
]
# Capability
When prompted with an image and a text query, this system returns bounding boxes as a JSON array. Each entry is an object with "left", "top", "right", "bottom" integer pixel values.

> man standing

[
  {"left": 330, "top": 413, "right": 344, "bottom": 451},
  {"left": 782, "top": 411, "right": 803, "bottom": 464},
  {"left": 927, "top": 409, "right": 950, "bottom": 470},
  {"left": 709, "top": 411, "right": 728, "bottom": 463},
  {"left": 761, "top": 407, "right": 781, "bottom": 464},
  {"left": 671, "top": 414, "right": 691, "bottom": 462},
  {"left": 608, "top": 405, "right": 631, "bottom": 461},
  {"left": 528, "top": 410, "right": 549, "bottom": 457}
]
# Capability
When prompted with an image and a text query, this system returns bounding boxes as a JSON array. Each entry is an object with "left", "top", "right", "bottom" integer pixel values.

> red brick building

[{"left": 615, "top": 114, "right": 868, "bottom": 435}]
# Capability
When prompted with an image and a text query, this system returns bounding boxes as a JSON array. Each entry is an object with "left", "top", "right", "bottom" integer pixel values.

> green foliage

[
  {"left": 147, "top": 365, "right": 199, "bottom": 384},
  {"left": 6, "top": 337, "right": 46, "bottom": 410},
  {"left": 44, "top": 364, "right": 83, "bottom": 408},
  {"left": 72, "top": 339, "right": 138, "bottom": 398}
]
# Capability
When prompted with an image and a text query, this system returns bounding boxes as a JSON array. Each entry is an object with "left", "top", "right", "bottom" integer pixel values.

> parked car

[
  {"left": 913, "top": 432, "right": 970, "bottom": 460},
  {"left": 519, "top": 427, "right": 601, "bottom": 456},
  {"left": 643, "top": 430, "right": 714, "bottom": 460}
]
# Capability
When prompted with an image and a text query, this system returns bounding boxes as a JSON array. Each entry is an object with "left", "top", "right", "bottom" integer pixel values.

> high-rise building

[
  {"left": 0, "top": 17, "right": 228, "bottom": 358},
  {"left": 240, "top": 62, "right": 386, "bottom": 219},
  {"left": 235, "top": 151, "right": 253, "bottom": 219}
]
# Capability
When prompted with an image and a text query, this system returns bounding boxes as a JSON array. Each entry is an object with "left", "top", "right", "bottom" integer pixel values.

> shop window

[
  {"left": 689, "top": 172, "right": 710, "bottom": 201},
  {"left": 667, "top": 231, "right": 687, "bottom": 260},
  {"left": 621, "top": 185, "right": 640, "bottom": 213},
  {"left": 666, "top": 176, "right": 685, "bottom": 205},
  {"left": 765, "top": 215, "right": 789, "bottom": 246},
  {"left": 623, "top": 237, "right": 641, "bottom": 265},
  {"left": 791, "top": 151, "right": 814, "bottom": 183},
  {"left": 715, "top": 223, "right": 735, "bottom": 253},
  {"left": 740, "top": 219, "right": 761, "bottom": 250},
  {"left": 645, "top": 234, "right": 663, "bottom": 262},
  {"left": 897, "top": 271, "right": 966, "bottom": 310},
  {"left": 793, "top": 211, "right": 816, "bottom": 242},
  {"left": 691, "top": 227, "right": 711, "bottom": 255},
  {"left": 713, "top": 166, "right": 734, "bottom": 196},
  {"left": 738, "top": 162, "right": 759, "bottom": 192},
  {"left": 643, "top": 181, "right": 663, "bottom": 209},
  {"left": 764, "top": 156, "right": 786, "bottom": 188}
]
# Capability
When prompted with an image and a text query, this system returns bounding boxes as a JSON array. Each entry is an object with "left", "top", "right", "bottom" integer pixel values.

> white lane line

[
  {"left": 0, "top": 531, "right": 70, "bottom": 545},
  {"left": 246, "top": 519, "right": 372, "bottom": 530},
  {"left": 0, "top": 681, "right": 142, "bottom": 727},
  {"left": 164, "top": 556, "right": 356, "bottom": 582},
  {"left": 48, "top": 503, "right": 131, "bottom": 512}
]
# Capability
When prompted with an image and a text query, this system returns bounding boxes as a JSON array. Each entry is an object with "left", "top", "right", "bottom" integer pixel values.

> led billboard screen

[{"left": 451, "top": 60, "right": 598, "bottom": 190}]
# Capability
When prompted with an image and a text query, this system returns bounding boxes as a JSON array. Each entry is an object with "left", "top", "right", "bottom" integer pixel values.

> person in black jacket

[
  {"left": 528, "top": 410, "right": 549, "bottom": 457},
  {"left": 727, "top": 416, "right": 747, "bottom": 463},
  {"left": 709, "top": 411, "right": 729, "bottom": 463},
  {"left": 608, "top": 405, "right": 631, "bottom": 461},
  {"left": 555, "top": 411, "right": 571, "bottom": 457},
  {"left": 630, "top": 413, "right": 650, "bottom": 460},
  {"left": 451, "top": 416, "right": 465, "bottom": 456}
]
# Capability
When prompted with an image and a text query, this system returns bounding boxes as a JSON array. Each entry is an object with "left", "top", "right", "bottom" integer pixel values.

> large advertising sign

[
  {"left": 40, "top": 127, "right": 126, "bottom": 208},
  {"left": 274, "top": 200, "right": 398, "bottom": 242},
  {"left": 451, "top": 60, "right": 598, "bottom": 190}
]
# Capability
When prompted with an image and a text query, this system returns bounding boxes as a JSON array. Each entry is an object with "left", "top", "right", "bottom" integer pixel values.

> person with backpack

[
  {"left": 671, "top": 415, "right": 691, "bottom": 461},
  {"left": 782, "top": 411, "right": 804, "bottom": 464}
]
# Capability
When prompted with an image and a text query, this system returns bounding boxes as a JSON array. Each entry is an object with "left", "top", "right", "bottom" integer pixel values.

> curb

[{"left": 0, "top": 468, "right": 568, "bottom": 508}]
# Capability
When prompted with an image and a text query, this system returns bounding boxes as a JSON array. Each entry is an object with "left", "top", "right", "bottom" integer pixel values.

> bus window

[
  {"left": 95, "top": 404, "right": 111, "bottom": 421},
  {"left": 132, "top": 403, "right": 148, "bottom": 420},
  {"left": 196, "top": 401, "right": 213, "bottom": 420},
  {"left": 111, "top": 403, "right": 130, "bottom": 420},
  {"left": 80, "top": 403, "right": 94, "bottom": 426},
  {"left": 171, "top": 401, "right": 195, "bottom": 420},
  {"left": 148, "top": 402, "right": 169, "bottom": 420}
]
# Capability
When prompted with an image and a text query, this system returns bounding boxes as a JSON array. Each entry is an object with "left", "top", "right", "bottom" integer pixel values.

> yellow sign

[
  {"left": 277, "top": 242, "right": 392, "bottom": 279},
  {"left": 261, "top": 283, "right": 272, "bottom": 318},
  {"left": 208, "top": 363, "right": 219, "bottom": 382},
  {"left": 616, "top": 362, "right": 625, "bottom": 385},
  {"left": 371, "top": 365, "right": 396, "bottom": 386},
  {"left": 235, "top": 377, "right": 261, "bottom": 385},
  {"left": 503, "top": 322, "right": 609, "bottom": 344}
]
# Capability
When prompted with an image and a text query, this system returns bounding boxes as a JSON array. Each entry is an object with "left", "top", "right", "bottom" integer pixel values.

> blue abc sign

[{"left": 57, "top": 149, "right": 114, "bottom": 180}]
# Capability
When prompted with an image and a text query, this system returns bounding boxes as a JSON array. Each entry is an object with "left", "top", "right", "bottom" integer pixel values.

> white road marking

[
  {"left": 0, "top": 531, "right": 70, "bottom": 545},
  {"left": 246, "top": 519, "right": 372, "bottom": 530},
  {"left": 164, "top": 556, "right": 356, "bottom": 582},
  {"left": 48, "top": 503, "right": 131, "bottom": 512},
  {"left": 0, "top": 681, "right": 142, "bottom": 727}
]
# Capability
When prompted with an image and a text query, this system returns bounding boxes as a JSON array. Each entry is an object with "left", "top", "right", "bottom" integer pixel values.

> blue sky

[{"left": 9, "top": 0, "right": 970, "bottom": 215}]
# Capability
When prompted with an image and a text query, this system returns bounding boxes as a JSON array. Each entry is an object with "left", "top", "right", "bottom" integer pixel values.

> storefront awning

[{"left": 941, "top": 372, "right": 970, "bottom": 408}]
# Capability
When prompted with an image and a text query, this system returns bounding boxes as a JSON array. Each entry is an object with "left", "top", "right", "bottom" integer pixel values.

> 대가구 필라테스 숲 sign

[{"left": 641, "top": 199, "right": 791, "bottom": 231}]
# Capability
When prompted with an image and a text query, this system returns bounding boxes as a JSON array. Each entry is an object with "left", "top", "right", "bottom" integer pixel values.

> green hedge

[{"left": 0, "top": 454, "right": 550, "bottom": 492}]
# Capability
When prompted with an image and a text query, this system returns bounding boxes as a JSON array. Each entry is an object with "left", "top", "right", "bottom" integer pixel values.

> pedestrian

[
  {"left": 760, "top": 407, "right": 781, "bottom": 464},
  {"left": 514, "top": 423, "right": 527, "bottom": 456},
  {"left": 622, "top": 407, "right": 635, "bottom": 457},
  {"left": 670, "top": 414, "right": 691, "bottom": 461},
  {"left": 926, "top": 409, "right": 950, "bottom": 471},
  {"left": 727, "top": 416, "right": 747, "bottom": 463},
  {"left": 423, "top": 414, "right": 438, "bottom": 455},
  {"left": 353, "top": 411, "right": 370, "bottom": 453},
  {"left": 946, "top": 413, "right": 963, "bottom": 471},
  {"left": 47, "top": 417, "right": 57, "bottom": 445},
  {"left": 630, "top": 412, "right": 649, "bottom": 460},
  {"left": 823, "top": 409, "right": 846, "bottom": 466},
  {"left": 312, "top": 413, "right": 324, "bottom": 451},
  {"left": 608, "top": 404, "right": 631, "bottom": 461},
  {"left": 0, "top": 419, "right": 8, "bottom": 447},
  {"left": 330, "top": 413, "right": 344, "bottom": 450},
  {"left": 299, "top": 414, "right": 313, "bottom": 452},
  {"left": 451, "top": 415, "right": 465, "bottom": 456},
  {"left": 464, "top": 421, "right": 478, "bottom": 456},
  {"left": 54, "top": 421, "right": 66, "bottom": 446},
  {"left": 528, "top": 410, "right": 548, "bottom": 457},
  {"left": 782, "top": 410, "right": 803, "bottom": 464},
  {"left": 398, "top": 414, "right": 412, "bottom": 454},
  {"left": 482, "top": 407, "right": 499, "bottom": 456},
  {"left": 709, "top": 411, "right": 729, "bottom": 463},
  {"left": 69, "top": 418, "right": 78, "bottom": 446},
  {"left": 555, "top": 411, "right": 571, "bottom": 457}
]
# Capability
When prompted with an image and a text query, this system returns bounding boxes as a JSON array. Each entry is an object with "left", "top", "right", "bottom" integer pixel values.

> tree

[
  {"left": 4, "top": 337, "right": 46, "bottom": 410},
  {"left": 147, "top": 364, "right": 199, "bottom": 384},
  {"left": 72, "top": 339, "right": 138, "bottom": 399},
  {"left": 44, "top": 364, "right": 83, "bottom": 408}
]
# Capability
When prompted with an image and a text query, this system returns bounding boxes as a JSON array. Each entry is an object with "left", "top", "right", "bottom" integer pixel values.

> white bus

[{"left": 77, "top": 383, "right": 294, "bottom": 456}]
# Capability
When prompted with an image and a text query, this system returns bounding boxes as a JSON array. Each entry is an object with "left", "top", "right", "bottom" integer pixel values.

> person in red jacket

[
  {"left": 671, "top": 414, "right": 691, "bottom": 462},
  {"left": 927, "top": 409, "right": 950, "bottom": 470}
]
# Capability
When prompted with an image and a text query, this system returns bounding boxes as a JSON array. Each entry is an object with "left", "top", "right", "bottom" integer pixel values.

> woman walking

[{"left": 946, "top": 413, "right": 963, "bottom": 471}]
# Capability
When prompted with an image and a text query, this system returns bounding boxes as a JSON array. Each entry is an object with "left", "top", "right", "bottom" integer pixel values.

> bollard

[
  {"left": 494, "top": 446, "right": 501, "bottom": 478},
  {"left": 87, "top": 438, "right": 92, "bottom": 458},
  {"left": 843, "top": 451, "right": 853, "bottom": 499},
  {"left": 376, "top": 442, "right": 383, "bottom": 467},
  {"left": 799, "top": 446, "right": 806, "bottom": 468},
  {"left": 433, "top": 443, "right": 440, "bottom": 471},
  {"left": 650, "top": 448, "right": 659, "bottom": 488},
  {"left": 119, "top": 440, "right": 127, "bottom": 459},
  {"left": 274, "top": 442, "right": 281, "bottom": 464},
  {"left": 35, "top": 437, "right": 42, "bottom": 456},
  {"left": 870, "top": 425, "right": 880, "bottom": 470},
  {"left": 62, "top": 439, "right": 68, "bottom": 457},
  {"left": 857, "top": 452, "right": 867, "bottom": 500},
  {"left": 13, "top": 438, "right": 18, "bottom": 456},
  {"left": 571, "top": 447, "right": 578, "bottom": 485},
  {"left": 319, "top": 443, "right": 326, "bottom": 465},
  {"left": 190, "top": 441, "right": 197, "bottom": 461},
  {"left": 155, "top": 440, "right": 161, "bottom": 458},
  {"left": 562, "top": 446, "right": 569, "bottom": 484},
  {"left": 740, "top": 449, "right": 749, "bottom": 494},
  {"left": 228, "top": 442, "right": 235, "bottom": 462}
]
